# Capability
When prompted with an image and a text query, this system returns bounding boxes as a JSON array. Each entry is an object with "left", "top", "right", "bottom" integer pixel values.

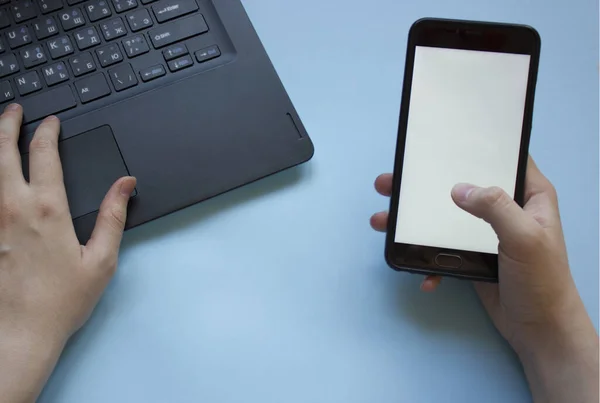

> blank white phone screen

[{"left": 394, "top": 46, "right": 531, "bottom": 254}]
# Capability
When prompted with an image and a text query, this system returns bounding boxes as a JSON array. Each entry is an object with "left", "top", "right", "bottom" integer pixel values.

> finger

[
  {"left": 374, "top": 174, "right": 393, "bottom": 196},
  {"left": 0, "top": 104, "right": 25, "bottom": 188},
  {"left": 522, "top": 156, "right": 563, "bottom": 231},
  {"left": 524, "top": 156, "right": 556, "bottom": 203},
  {"left": 370, "top": 211, "right": 388, "bottom": 232},
  {"left": 420, "top": 276, "right": 442, "bottom": 292},
  {"left": 28, "top": 116, "right": 63, "bottom": 189},
  {"left": 84, "top": 177, "right": 136, "bottom": 269},
  {"left": 523, "top": 157, "right": 561, "bottom": 225},
  {"left": 451, "top": 183, "right": 540, "bottom": 247}
]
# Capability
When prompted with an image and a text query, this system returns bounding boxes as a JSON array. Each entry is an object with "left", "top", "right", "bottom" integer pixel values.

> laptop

[{"left": 1, "top": 0, "right": 314, "bottom": 242}]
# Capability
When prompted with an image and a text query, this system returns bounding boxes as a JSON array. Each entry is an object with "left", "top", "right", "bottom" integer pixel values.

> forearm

[
  {"left": 0, "top": 329, "right": 65, "bottom": 403},
  {"left": 517, "top": 306, "right": 599, "bottom": 403}
]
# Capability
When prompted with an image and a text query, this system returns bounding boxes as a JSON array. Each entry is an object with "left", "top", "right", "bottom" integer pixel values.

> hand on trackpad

[{"left": 21, "top": 125, "right": 132, "bottom": 219}]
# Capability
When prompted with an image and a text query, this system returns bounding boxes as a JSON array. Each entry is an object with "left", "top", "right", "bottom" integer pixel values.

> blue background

[{"left": 40, "top": 0, "right": 599, "bottom": 402}]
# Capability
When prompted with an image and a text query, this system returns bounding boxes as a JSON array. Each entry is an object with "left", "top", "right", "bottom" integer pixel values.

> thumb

[
  {"left": 84, "top": 176, "right": 136, "bottom": 269},
  {"left": 451, "top": 183, "right": 539, "bottom": 246}
]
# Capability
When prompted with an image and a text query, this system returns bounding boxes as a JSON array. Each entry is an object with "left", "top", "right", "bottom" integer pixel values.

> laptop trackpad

[{"left": 22, "top": 125, "right": 130, "bottom": 219}]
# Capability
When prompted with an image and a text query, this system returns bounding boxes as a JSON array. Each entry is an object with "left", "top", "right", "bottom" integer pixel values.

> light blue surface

[{"left": 40, "top": 1, "right": 599, "bottom": 402}]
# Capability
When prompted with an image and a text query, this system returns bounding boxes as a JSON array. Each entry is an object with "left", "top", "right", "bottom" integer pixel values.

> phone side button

[{"left": 434, "top": 254, "right": 463, "bottom": 269}]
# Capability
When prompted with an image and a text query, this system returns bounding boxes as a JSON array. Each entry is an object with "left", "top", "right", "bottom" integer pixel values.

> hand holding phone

[
  {"left": 371, "top": 159, "right": 599, "bottom": 402},
  {"left": 385, "top": 18, "right": 541, "bottom": 281}
]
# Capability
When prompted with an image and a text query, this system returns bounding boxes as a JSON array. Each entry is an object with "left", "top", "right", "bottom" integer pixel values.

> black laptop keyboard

[{"left": 0, "top": 0, "right": 222, "bottom": 124}]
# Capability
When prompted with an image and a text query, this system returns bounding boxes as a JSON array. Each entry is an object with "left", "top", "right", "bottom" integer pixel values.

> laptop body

[{"left": 2, "top": 0, "right": 314, "bottom": 242}]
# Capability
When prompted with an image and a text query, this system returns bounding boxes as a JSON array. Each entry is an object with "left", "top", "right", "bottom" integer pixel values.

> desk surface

[{"left": 40, "top": 1, "right": 599, "bottom": 402}]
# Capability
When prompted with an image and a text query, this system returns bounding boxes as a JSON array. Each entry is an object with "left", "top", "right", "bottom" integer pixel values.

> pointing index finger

[{"left": 28, "top": 116, "right": 65, "bottom": 190}]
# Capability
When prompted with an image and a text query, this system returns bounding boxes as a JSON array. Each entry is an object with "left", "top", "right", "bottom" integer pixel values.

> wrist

[
  {"left": 512, "top": 287, "right": 597, "bottom": 358},
  {"left": 0, "top": 320, "right": 68, "bottom": 358},
  {"left": 0, "top": 324, "right": 67, "bottom": 403},
  {"left": 513, "top": 298, "right": 599, "bottom": 403}
]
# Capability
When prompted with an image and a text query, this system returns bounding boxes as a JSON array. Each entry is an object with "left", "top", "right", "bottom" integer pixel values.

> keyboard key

[
  {"left": 33, "top": 16, "right": 59, "bottom": 40},
  {"left": 0, "top": 80, "right": 14, "bottom": 103},
  {"left": 113, "top": 0, "right": 138, "bottom": 13},
  {"left": 42, "top": 61, "right": 69, "bottom": 85},
  {"left": 0, "top": 9, "right": 10, "bottom": 29},
  {"left": 126, "top": 8, "right": 152, "bottom": 32},
  {"left": 75, "top": 72, "right": 111, "bottom": 103},
  {"left": 195, "top": 45, "right": 220, "bottom": 63},
  {"left": 11, "top": 1, "right": 37, "bottom": 23},
  {"left": 0, "top": 39, "right": 4, "bottom": 54},
  {"left": 85, "top": 0, "right": 112, "bottom": 21},
  {"left": 163, "top": 43, "right": 186, "bottom": 61},
  {"left": 38, "top": 0, "right": 64, "bottom": 14},
  {"left": 15, "top": 71, "right": 42, "bottom": 95},
  {"left": 139, "top": 64, "right": 165, "bottom": 82},
  {"left": 6, "top": 26, "right": 33, "bottom": 49},
  {"left": 74, "top": 27, "right": 101, "bottom": 50},
  {"left": 47, "top": 35, "right": 74, "bottom": 59},
  {"left": 148, "top": 14, "right": 207, "bottom": 49},
  {"left": 20, "top": 44, "right": 47, "bottom": 68},
  {"left": 58, "top": 8, "right": 85, "bottom": 30},
  {"left": 69, "top": 52, "right": 96, "bottom": 76},
  {"left": 21, "top": 85, "right": 76, "bottom": 123},
  {"left": 152, "top": 0, "right": 198, "bottom": 23},
  {"left": 167, "top": 54, "right": 192, "bottom": 72},
  {"left": 0, "top": 53, "right": 19, "bottom": 78},
  {"left": 122, "top": 35, "right": 148, "bottom": 57},
  {"left": 96, "top": 43, "right": 123, "bottom": 67},
  {"left": 100, "top": 17, "right": 127, "bottom": 41},
  {"left": 108, "top": 63, "right": 137, "bottom": 91}
]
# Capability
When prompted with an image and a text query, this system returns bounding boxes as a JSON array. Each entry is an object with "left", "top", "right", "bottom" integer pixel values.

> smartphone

[{"left": 385, "top": 18, "right": 541, "bottom": 282}]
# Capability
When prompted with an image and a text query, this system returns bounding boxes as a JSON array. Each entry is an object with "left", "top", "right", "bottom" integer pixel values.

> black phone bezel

[{"left": 384, "top": 18, "right": 541, "bottom": 282}]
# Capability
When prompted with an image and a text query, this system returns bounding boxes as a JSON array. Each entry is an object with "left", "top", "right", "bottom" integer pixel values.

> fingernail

[
  {"left": 452, "top": 183, "right": 477, "bottom": 202},
  {"left": 44, "top": 115, "right": 58, "bottom": 121},
  {"left": 4, "top": 103, "right": 20, "bottom": 112},
  {"left": 119, "top": 177, "right": 136, "bottom": 197}
]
